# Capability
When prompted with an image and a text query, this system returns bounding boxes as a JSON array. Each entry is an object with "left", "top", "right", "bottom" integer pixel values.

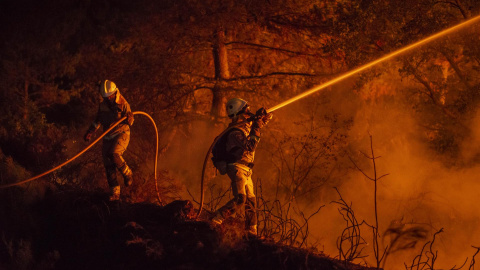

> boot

[
  {"left": 247, "top": 225, "right": 257, "bottom": 236},
  {"left": 109, "top": 186, "right": 121, "bottom": 201},
  {"left": 120, "top": 164, "right": 133, "bottom": 187},
  {"left": 211, "top": 212, "right": 224, "bottom": 225}
]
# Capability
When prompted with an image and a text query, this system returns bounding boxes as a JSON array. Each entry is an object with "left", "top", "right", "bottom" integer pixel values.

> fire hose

[
  {"left": 196, "top": 15, "right": 480, "bottom": 218},
  {"left": 0, "top": 15, "right": 477, "bottom": 214},
  {"left": 0, "top": 111, "right": 162, "bottom": 205}
]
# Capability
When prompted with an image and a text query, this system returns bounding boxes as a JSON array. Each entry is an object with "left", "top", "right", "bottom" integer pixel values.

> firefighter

[
  {"left": 84, "top": 80, "right": 134, "bottom": 201},
  {"left": 211, "top": 98, "right": 272, "bottom": 236}
]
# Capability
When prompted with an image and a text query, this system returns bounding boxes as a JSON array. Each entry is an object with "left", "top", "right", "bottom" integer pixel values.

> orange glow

[{"left": 268, "top": 15, "right": 480, "bottom": 113}]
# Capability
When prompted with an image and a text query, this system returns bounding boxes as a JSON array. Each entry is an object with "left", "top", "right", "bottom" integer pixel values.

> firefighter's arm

[
  {"left": 84, "top": 106, "right": 101, "bottom": 142},
  {"left": 123, "top": 102, "right": 134, "bottom": 126},
  {"left": 249, "top": 107, "right": 273, "bottom": 140},
  {"left": 228, "top": 130, "right": 259, "bottom": 154},
  {"left": 226, "top": 131, "right": 249, "bottom": 160},
  {"left": 244, "top": 135, "right": 260, "bottom": 152}
]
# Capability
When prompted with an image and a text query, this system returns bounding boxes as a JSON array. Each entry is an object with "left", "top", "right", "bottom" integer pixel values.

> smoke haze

[
  {"left": 158, "top": 76, "right": 480, "bottom": 269},
  {"left": 307, "top": 80, "right": 480, "bottom": 268}
]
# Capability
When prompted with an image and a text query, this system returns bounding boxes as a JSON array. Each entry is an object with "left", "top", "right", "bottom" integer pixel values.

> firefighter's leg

[
  {"left": 110, "top": 133, "right": 133, "bottom": 187},
  {"left": 244, "top": 170, "right": 257, "bottom": 235},
  {"left": 105, "top": 164, "right": 118, "bottom": 187},
  {"left": 212, "top": 166, "right": 248, "bottom": 225},
  {"left": 103, "top": 140, "right": 120, "bottom": 201}
]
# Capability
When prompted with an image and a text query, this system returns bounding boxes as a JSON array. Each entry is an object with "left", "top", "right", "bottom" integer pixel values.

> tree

[
  {"left": 311, "top": 0, "right": 480, "bottom": 158},
  {"left": 0, "top": 0, "right": 82, "bottom": 171}
]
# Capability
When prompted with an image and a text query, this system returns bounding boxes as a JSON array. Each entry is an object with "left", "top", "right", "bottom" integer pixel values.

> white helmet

[
  {"left": 100, "top": 80, "right": 117, "bottom": 98},
  {"left": 226, "top": 98, "right": 248, "bottom": 118}
]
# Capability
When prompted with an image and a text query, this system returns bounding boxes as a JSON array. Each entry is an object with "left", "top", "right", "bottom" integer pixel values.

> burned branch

[
  {"left": 256, "top": 178, "right": 323, "bottom": 249},
  {"left": 331, "top": 187, "right": 369, "bottom": 264},
  {"left": 348, "top": 135, "right": 389, "bottom": 269},
  {"left": 382, "top": 219, "right": 428, "bottom": 268},
  {"left": 405, "top": 228, "right": 467, "bottom": 270},
  {"left": 469, "top": 246, "right": 480, "bottom": 270}
]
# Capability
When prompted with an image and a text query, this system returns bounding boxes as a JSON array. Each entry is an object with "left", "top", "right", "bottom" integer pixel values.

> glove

[
  {"left": 250, "top": 108, "right": 273, "bottom": 138},
  {"left": 252, "top": 108, "right": 272, "bottom": 129},
  {"left": 255, "top": 107, "right": 268, "bottom": 118},
  {"left": 126, "top": 112, "right": 134, "bottom": 126},
  {"left": 84, "top": 131, "right": 93, "bottom": 142},
  {"left": 261, "top": 112, "right": 273, "bottom": 125}
]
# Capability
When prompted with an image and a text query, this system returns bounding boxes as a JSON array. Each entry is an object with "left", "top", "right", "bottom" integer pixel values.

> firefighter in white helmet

[
  {"left": 84, "top": 80, "right": 134, "bottom": 201},
  {"left": 211, "top": 98, "right": 272, "bottom": 236}
]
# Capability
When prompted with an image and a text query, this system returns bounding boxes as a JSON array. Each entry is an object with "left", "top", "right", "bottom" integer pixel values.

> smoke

[
  {"left": 156, "top": 76, "right": 480, "bottom": 269},
  {"left": 303, "top": 84, "right": 480, "bottom": 268},
  {"left": 460, "top": 109, "right": 480, "bottom": 163},
  {"left": 157, "top": 119, "right": 226, "bottom": 200}
]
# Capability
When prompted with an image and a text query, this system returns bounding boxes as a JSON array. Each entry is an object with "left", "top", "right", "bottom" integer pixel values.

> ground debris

[{"left": 0, "top": 188, "right": 377, "bottom": 270}]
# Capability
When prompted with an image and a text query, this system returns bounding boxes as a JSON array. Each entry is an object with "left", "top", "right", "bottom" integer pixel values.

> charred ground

[{"left": 0, "top": 186, "right": 376, "bottom": 270}]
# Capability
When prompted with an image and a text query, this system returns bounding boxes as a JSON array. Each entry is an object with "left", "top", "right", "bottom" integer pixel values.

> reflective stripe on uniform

[
  {"left": 227, "top": 163, "right": 252, "bottom": 172},
  {"left": 121, "top": 164, "right": 132, "bottom": 176},
  {"left": 104, "top": 132, "right": 121, "bottom": 140}
]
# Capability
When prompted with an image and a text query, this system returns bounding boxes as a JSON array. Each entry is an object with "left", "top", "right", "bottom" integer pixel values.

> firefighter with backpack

[{"left": 210, "top": 98, "right": 273, "bottom": 236}]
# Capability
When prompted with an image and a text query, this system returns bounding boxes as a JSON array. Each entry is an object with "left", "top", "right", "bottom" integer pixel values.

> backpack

[{"left": 211, "top": 128, "right": 238, "bottom": 175}]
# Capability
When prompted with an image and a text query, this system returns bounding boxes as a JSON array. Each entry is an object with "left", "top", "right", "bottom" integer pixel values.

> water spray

[
  {"left": 197, "top": 15, "right": 480, "bottom": 218},
  {"left": 267, "top": 15, "right": 480, "bottom": 113}
]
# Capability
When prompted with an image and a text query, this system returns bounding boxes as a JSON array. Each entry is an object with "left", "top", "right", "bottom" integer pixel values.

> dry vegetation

[{"left": 1, "top": 0, "right": 480, "bottom": 269}]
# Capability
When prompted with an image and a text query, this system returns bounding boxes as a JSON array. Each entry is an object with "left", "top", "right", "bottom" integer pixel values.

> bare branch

[
  {"left": 347, "top": 154, "right": 374, "bottom": 181},
  {"left": 226, "top": 41, "right": 324, "bottom": 57}
]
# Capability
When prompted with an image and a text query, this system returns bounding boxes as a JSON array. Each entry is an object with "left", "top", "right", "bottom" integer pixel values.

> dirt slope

[{"left": 0, "top": 188, "right": 377, "bottom": 270}]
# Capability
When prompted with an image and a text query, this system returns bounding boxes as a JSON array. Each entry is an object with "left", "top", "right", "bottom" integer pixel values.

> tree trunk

[
  {"left": 405, "top": 61, "right": 457, "bottom": 119},
  {"left": 454, "top": 0, "right": 470, "bottom": 19},
  {"left": 23, "top": 67, "right": 29, "bottom": 120},
  {"left": 442, "top": 51, "right": 471, "bottom": 89},
  {"left": 211, "top": 29, "right": 230, "bottom": 119}
]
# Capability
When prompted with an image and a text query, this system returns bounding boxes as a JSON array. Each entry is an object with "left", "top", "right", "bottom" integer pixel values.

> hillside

[{"left": 0, "top": 187, "right": 377, "bottom": 270}]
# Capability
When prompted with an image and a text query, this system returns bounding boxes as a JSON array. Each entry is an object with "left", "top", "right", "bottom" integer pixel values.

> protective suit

[
  {"left": 212, "top": 98, "right": 272, "bottom": 236},
  {"left": 84, "top": 80, "right": 134, "bottom": 201}
]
